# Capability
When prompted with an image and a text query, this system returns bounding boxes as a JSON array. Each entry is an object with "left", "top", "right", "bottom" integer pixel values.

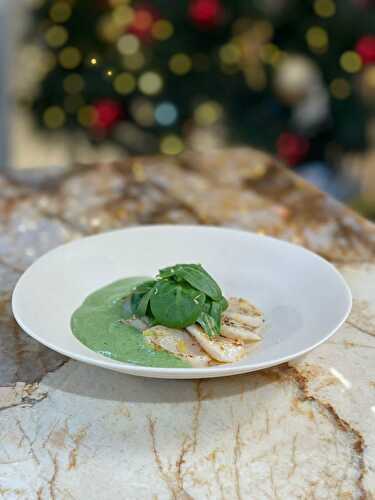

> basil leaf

[
  {"left": 130, "top": 280, "right": 156, "bottom": 317},
  {"left": 150, "top": 280, "right": 204, "bottom": 328},
  {"left": 159, "top": 264, "right": 222, "bottom": 301},
  {"left": 134, "top": 287, "right": 154, "bottom": 317},
  {"left": 197, "top": 312, "right": 217, "bottom": 337},
  {"left": 210, "top": 301, "right": 223, "bottom": 333}
]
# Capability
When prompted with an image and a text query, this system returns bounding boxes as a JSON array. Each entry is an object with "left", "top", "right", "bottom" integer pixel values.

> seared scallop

[
  {"left": 186, "top": 324, "right": 246, "bottom": 363},
  {"left": 143, "top": 325, "right": 212, "bottom": 368},
  {"left": 220, "top": 297, "right": 264, "bottom": 342}
]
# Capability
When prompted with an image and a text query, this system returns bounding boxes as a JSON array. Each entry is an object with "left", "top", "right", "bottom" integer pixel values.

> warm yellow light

[
  {"left": 194, "top": 101, "right": 223, "bottom": 127},
  {"left": 59, "top": 47, "right": 82, "bottom": 69},
  {"left": 160, "top": 135, "right": 184, "bottom": 155},
  {"left": 138, "top": 71, "right": 163, "bottom": 95},
  {"left": 77, "top": 105, "right": 97, "bottom": 127},
  {"left": 340, "top": 51, "right": 362, "bottom": 73},
  {"left": 314, "top": 0, "right": 336, "bottom": 18},
  {"left": 306, "top": 26, "right": 328, "bottom": 51},
  {"left": 49, "top": 2, "right": 72, "bottom": 23},
  {"left": 364, "top": 66, "right": 375, "bottom": 89},
  {"left": 169, "top": 53, "right": 192, "bottom": 75},
  {"left": 219, "top": 44, "right": 240, "bottom": 65},
  {"left": 90, "top": 57, "right": 97, "bottom": 65},
  {"left": 113, "top": 72, "right": 136, "bottom": 95},
  {"left": 260, "top": 43, "right": 282, "bottom": 65},
  {"left": 123, "top": 52, "right": 145, "bottom": 70},
  {"left": 45, "top": 25, "right": 68, "bottom": 48},
  {"left": 63, "top": 73, "right": 84, "bottom": 94},
  {"left": 152, "top": 20, "right": 174, "bottom": 40},
  {"left": 330, "top": 78, "right": 351, "bottom": 99},
  {"left": 43, "top": 106, "right": 65, "bottom": 128},
  {"left": 112, "top": 5, "right": 134, "bottom": 27},
  {"left": 106, "top": 69, "right": 114, "bottom": 77},
  {"left": 117, "top": 34, "right": 140, "bottom": 56}
]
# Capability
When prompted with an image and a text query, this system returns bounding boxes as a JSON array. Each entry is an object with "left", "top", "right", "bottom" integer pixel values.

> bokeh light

[
  {"left": 330, "top": 78, "right": 351, "bottom": 99},
  {"left": 43, "top": 106, "right": 66, "bottom": 128},
  {"left": 340, "top": 51, "right": 362, "bottom": 73},
  {"left": 155, "top": 102, "right": 178, "bottom": 126},
  {"left": 45, "top": 25, "right": 68, "bottom": 48},
  {"left": 152, "top": 20, "right": 174, "bottom": 40},
  {"left": 63, "top": 74, "right": 84, "bottom": 94},
  {"left": 59, "top": 47, "right": 82, "bottom": 69},
  {"left": 49, "top": 2, "right": 72, "bottom": 23},
  {"left": 306, "top": 26, "right": 328, "bottom": 52},
  {"left": 314, "top": 0, "right": 336, "bottom": 18},
  {"left": 117, "top": 34, "right": 140, "bottom": 56},
  {"left": 114, "top": 72, "right": 136, "bottom": 95},
  {"left": 160, "top": 134, "right": 184, "bottom": 155},
  {"left": 138, "top": 71, "right": 163, "bottom": 95},
  {"left": 130, "top": 98, "right": 155, "bottom": 127},
  {"left": 77, "top": 105, "right": 97, "bottom": 127},
  {"left": 194, "top": 101, "right": 223, "bottom": 126},
  {"left": 169, "top": 53, "right": 192, "bottom": 75}
]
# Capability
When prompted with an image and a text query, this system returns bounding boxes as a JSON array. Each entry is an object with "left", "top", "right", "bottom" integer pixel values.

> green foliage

[{"left": 129, "top": 263, "right": 228, "bottom": 336}]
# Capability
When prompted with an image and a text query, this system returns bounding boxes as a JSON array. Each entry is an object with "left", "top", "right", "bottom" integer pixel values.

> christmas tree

[{"left": 26, "top": 0, "right": 375, "bottom": 165}]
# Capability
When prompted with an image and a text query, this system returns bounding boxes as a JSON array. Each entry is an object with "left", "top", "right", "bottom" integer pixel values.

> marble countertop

[{"left": 0, "top": 148, "right": 374, "bottom": 499}]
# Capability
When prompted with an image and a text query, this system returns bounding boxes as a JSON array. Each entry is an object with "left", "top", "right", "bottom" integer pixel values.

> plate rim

[{"left": 11, "top": 224, "right": 353, "bottom": 379}]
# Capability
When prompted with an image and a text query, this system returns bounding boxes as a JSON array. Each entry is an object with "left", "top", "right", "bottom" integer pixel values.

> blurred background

[{"left": 2, "top": 0, "right": 375, "bottom": 217}]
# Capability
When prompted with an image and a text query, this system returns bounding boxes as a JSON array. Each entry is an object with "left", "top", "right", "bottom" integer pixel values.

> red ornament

[
  {"left": 93, "top": 99, "right": 121, "bottom": 130},
  {"left": 276, "top": 132, "right": 309, "bottom": 166},
  {"left": 356, "top": 35, "right": 375, "bottom": 65},
  {"left": 189, "top": 0, "right": 221, "bottom": 28}
]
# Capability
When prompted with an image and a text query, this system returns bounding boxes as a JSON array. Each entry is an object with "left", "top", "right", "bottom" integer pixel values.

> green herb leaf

[
  {"left": 150, "top": 280, "right": 204, "bottom": 328},
  {"left": 159, "top": 264, "right": 222, "bottom": 301},
  {"left": 197, "top": 312, "right": 217, "bottom": 337},
  {"left": 130, "top": 280, "right": 156, "bottom": 317}
]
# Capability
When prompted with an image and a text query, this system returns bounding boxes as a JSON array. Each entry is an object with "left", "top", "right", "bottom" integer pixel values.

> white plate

[{"left": 12, "top": 225, "right": 352, "bottom": 379}]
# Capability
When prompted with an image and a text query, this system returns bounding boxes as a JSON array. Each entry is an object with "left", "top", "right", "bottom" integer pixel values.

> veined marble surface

[{"left": 0, "top": 149, "right": 374, "bottom": 499}]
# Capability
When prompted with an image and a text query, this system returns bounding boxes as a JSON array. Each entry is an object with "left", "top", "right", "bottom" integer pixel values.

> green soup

[{"left": 71, "top": 277, "right": 190, "bottom": 368}]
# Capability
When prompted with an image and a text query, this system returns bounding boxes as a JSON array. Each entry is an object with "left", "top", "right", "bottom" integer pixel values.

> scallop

[
  {"left": 186, "top": 324, "right": 246, "bottom": 363},
  {"left": 220, "top": 297, "right": 264, "bottom": 342},
  {"left": 143, "top": 325, "right": 212, "bottom": 368}
]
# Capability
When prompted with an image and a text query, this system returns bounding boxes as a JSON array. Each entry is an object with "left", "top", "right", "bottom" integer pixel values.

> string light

[
  {"left": 89, "top": 56, "right": 98, "bottom": 66},
  {"left": 59, "top": 47, "right": 82, "bottom": 69},
  {"left": 152, "top": 20, "right": 174, "bottom": 40},
  {"left": 113, "top": 72, "right": 136, "bottom": 95},
  {"left": 169, "top": 53, "right": 192, "bottom": 75},
  {"left": 49, "top": 2, "right": 72, "bottom": 23},
  {"left": 43, "top": 106, "right": 65, "bottom": 128},
  {"left": 330, "top": 78, "right": 351, "bottom": 99},
  {"left": 105, "top": 68, "right": 114, "bottom": 78},
  {"left": 340, "top": 51, "right": 362, "bottom": 73},
  {"left": 160, "top": 135, "right": 184, "bottom": 155},
  {"left": 138, "top": 71, "right": 163, "bottom": 95},
  {"left": 45, "top": 25, "right": 68, "bottom": 48},
  {"left": 117, "top": 34, "right": 140, "bottom": 56},
  {"left": 306, "top": 26, "right": 328, "bottom": 53},
  {"left": 314, "top": 0, "right": 336, "bottom": 18},
  {"left": 63, "top": 74, "right": 84, "bottom": 94}
]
